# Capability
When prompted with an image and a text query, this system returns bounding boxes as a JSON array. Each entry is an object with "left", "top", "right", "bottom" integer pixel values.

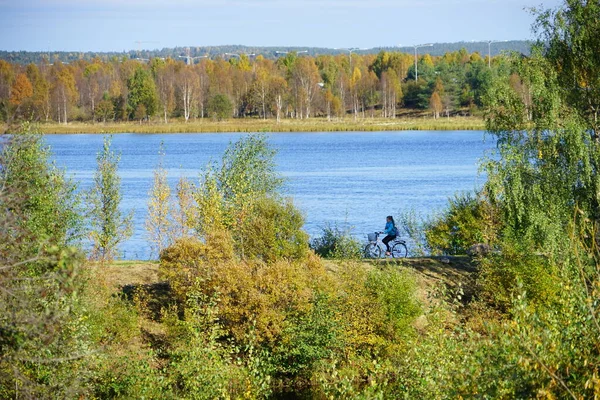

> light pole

[
  {"left": 487, "top": 40, "right": 506, "bottom": 68},
  {"left": 334, "top": 48, "right": 365, "bottom": 65},
  {"left": 411, "top": 43, "right": 433, "bottom": 82}
]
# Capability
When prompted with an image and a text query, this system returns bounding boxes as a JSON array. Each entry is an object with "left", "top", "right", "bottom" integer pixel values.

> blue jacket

[{"left": 384, "top": 221, "right": 396, "bottom": 236}]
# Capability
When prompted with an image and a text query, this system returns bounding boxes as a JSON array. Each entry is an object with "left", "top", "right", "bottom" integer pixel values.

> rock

[{"left": 467, "top": 243, "right": 492, "bottom": 257}]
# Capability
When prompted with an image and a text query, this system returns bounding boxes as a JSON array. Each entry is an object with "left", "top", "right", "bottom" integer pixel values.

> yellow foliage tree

[{"left": 430, "top": 91, "right": 442, "bottom": 119}]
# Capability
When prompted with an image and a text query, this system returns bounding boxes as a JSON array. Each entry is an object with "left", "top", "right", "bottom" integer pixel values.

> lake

[{"left": 45, "top": 131, "right": 495, "bottom": 259}]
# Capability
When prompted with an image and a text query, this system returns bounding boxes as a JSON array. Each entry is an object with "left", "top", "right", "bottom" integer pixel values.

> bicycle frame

[{"left": 364, "top": 232, "right": 407, "bottom": 259}]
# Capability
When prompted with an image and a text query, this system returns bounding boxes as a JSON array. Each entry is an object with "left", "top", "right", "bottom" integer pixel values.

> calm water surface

[{"left": 45, "top": 131, "right": 495, "bottom": 259}]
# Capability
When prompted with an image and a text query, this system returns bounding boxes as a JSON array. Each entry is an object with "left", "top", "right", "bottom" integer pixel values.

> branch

[{"left": 523, "top": 343, "right": 578, "bottom": 400}]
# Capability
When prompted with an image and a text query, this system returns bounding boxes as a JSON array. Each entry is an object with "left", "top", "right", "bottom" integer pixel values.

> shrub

[
  {"left": 334, "top": 263, "right": 421, "bottom": 355},
  {"left": 425, "top": 191, "right": 500, "bottom": 255},
  {"left": 476, "top": 242, "right": 559, "bottom": 312},
  {"left": 310, "top": 223, "right": 362, "bottom": 259},
  {"left": 238, "top": 197, "right": 309, "bottom": 263}
]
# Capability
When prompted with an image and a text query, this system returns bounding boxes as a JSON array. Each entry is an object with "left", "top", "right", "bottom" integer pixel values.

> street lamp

[
  {"left": 334, "top": 47, "right": 365, "bottom": 64},
  {"left": 410, "top": 43, "right": 433, "bottom": 82},
  {"left": 486, "top": 40, "right": 507, "bottom": 68}
]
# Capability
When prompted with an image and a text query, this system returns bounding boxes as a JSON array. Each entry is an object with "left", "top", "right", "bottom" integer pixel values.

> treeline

[
  {"left": 0, "top": 41, "right": 531, "bottom": 65},
  {"left": 0, "top": 48, "right": 509, "bottom": 125}
]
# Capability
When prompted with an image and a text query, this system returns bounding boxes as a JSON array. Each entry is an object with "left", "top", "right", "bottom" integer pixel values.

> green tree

[
  {"left": 534, "top": 0, "right": 600, "bottom": 137},
  {"left": 87, "top": 136, "right": 133, "bottom": 263},
  {"left": 207, "top": 93, "right": 233, "bottom": 120},
  {"left": 96, "top": 92, "right": 114, "bottom": 123},
  {"left": 0, "top": 125, "right": 91, "bottom": 398},
  {"left": 0, "top": 123, "right": 81, "bottom": 271},
  {"left": 472, "top": 2, "right": 600, "bottom": 396},
  {"left": 127, "top": 66, "right": 158, "bottom": 120}
]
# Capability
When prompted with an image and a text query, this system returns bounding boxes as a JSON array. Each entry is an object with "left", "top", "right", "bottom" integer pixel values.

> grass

[
  {"left": 4, "top": 115, "right": 486, "bottom": 134},
  {"left": 103, "top": 257, "right": 475, "bottom": 299}
]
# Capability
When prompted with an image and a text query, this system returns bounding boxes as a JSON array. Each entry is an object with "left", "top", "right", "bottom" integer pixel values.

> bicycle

[{"left": 364, "top": 231, "right": 408, "bottom": 259}]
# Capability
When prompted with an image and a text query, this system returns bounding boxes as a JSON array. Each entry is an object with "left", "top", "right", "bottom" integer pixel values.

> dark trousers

[{"left": 382, "top": 235, "right": 395, "bottom": 252}]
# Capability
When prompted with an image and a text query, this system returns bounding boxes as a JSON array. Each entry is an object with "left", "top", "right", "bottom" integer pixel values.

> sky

[{"left": 0, "top": 0, "right": 564, "bottom": 52}]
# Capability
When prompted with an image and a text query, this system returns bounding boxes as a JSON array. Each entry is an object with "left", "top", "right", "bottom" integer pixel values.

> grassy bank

[
  {"left": 104, "top": 256, "right": 475, "bottom": 291},
  {"left": 5, "top": 116, "right": 485, "bottom": 134}
]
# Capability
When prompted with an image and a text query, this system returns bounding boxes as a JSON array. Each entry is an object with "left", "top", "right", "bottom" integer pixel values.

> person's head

[{"left": 387, "top": 215, "right": 395, "bottom": 225}]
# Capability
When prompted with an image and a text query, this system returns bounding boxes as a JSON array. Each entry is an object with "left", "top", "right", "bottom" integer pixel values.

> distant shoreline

[{"left": 4, "top": 117, "right": 486, "bottom": 134}]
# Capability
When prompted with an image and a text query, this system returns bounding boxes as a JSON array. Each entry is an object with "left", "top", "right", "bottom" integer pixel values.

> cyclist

[{"left": 382, "top": 215, "right": 398, "bottom": 256}]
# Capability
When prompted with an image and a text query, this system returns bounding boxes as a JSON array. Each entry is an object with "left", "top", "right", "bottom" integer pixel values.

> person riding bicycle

[{"left": 382, "top": 215, "right": 398, "bottom": 256}]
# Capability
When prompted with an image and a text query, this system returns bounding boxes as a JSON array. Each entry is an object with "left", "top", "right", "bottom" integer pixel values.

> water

[{"left": 45, "top": 131, "right": 495, "bottom": 259}]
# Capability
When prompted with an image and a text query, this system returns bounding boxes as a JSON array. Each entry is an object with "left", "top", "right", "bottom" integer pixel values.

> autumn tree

[
  {"left": 26, "top": 63, "right": 51, "bottom": 121},
  {"left": 82, "top": 62, "right": 104, "bottom": 120},
  {"left": 9, "top": 73, "right": 33, "bottom": 120},
  {"left": 291, "top": 57, "right": 320, "bottom": 119},
  {"left": 50, "top": 63, "right": 77, "bottom": 124},
  {"left": 430, "top": 91, "right": 442, "bottom": 118},
  {"left": 253, "top": 63, "right": 270, "bottom": 119},
  {"left": 269, "top": 75, "right": 287, "bottom": 123},
  {"left": 146, "top": 143, "right": 174, "bottom": 257},
  {"left": 172, "top": 176, "right": 197, "bottom": 239},
  {"left": 0, "top": 60, "right": 14, "bottom": 122},
  {"left": 176, "top": 66, "right": 199, "bottom": 122},
  {"left": 152, "top": 58, "right": 176, "bottom": 123}
]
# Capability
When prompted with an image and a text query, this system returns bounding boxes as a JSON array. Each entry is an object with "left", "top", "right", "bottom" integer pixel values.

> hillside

[{"left": 0, "top": 40, "right": 531, "bottom": 64}]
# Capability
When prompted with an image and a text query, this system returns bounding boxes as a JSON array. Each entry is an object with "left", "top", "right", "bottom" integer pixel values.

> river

[{"left": 45, "top": 130, "right": 495, "bottom": 259}]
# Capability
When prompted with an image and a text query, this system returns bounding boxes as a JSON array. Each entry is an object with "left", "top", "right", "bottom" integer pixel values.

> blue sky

[{"left": 0, "top": 0, "right": 563, "bottom": 52}]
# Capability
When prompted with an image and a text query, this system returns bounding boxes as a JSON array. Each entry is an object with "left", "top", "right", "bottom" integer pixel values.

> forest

[
  {"left": 0, "top": 46, "right": 507, "bottom": 126},
  {"left": 1, "top": 0, "right": 600, "bottom": 398},
  {"left": 0, "top": 41, "right": 531, "bottom": 66}
]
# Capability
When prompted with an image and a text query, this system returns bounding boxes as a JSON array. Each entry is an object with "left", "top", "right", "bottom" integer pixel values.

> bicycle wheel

[
  {"left": 391, "top": 242, "right": 408, "bottom": 258},
  {"left": 364, "top": 243, "right": 381, "bottom": 259}
]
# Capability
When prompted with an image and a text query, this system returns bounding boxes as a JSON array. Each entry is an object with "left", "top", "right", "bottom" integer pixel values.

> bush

[
  {"left": 310, "top": 223, "right": 362, "bottom": 259},
  {"left": 334, "top": 263, "right": 421, "bottom": 355},
  {"left": 425, "top": 191, "right": 500, "bottom": 255},
  {"left": 238, "top": 197, "right": 309, "bottom": 263},
  {"left": 476, "top": 242, "right": 559, "bottom": 312}
]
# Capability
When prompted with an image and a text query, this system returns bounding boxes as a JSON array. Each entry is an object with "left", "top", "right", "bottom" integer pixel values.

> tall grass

[{"left": 6, "top": 116, "right": 485, "bottom": 134}]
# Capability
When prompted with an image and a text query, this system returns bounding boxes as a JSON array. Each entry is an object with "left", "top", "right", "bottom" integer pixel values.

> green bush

[
  {"left": 425, "top": 191, "right": 500, "bottom": 255},
  {"left": 476, "top": 242, "right": 559, "bottom": 312},
  {"left": 309, "top": 223, "right": 362, "bottom": 259}
]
